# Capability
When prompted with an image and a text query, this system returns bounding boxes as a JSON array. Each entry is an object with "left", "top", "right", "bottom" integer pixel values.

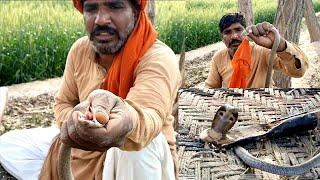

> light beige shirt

[
  {"left": 40, "top": 36, "right": 181, "bottom": 179},
  {"left": 205, "top": 41, "right": 309, "bottom": 88}
]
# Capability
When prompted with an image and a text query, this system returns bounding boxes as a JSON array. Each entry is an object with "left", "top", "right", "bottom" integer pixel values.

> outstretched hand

[
  {"left": 60, "top": 89, "right": 133, "bottom": 151},
  {"left": 246, "top": 22, "right": 286, "bottom": 52}
]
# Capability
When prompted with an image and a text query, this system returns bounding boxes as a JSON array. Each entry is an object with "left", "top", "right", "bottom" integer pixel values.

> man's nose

[
  {"left": 95, "top": 9, "right": 111, "bottom": 26},
  {"left": 231, "top": 32, "right": 241, "bottom": 39}
]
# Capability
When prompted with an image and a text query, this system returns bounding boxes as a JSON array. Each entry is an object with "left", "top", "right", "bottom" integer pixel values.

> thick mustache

[
  {"left": 91, "top": 25, "right": 119, "bottom": 37},
  {"left": 230, "top": 40, "right": 242, "bottom": 46}
]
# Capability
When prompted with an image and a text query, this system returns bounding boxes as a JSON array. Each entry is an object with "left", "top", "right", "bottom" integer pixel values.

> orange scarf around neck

[
  {"left": 101, "top": 1, "right": 157, "bottom": 98},
  {"left": 228, "top": 37, "right": 252, "bottom": 88}
]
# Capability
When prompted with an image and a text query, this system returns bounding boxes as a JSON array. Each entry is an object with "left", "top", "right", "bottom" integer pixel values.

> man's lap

[
  {"left": 0, "top": 127, "right": 174, "bottom": 180},
  {"left": 0, "top": 127, "right": 59, "bottom": 180}
]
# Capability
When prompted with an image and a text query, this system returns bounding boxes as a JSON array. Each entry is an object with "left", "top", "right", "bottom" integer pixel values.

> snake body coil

[
  {"left": 235, "top": 146, "right": 320, "bottom": 176},
  {"left": 58, "top": 111, "right": 108, "bottom": 180}
]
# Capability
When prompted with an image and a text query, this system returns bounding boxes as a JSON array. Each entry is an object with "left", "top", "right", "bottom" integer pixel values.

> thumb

[{"left": 88, "top": 89, "right": 118, "bottom": 125}]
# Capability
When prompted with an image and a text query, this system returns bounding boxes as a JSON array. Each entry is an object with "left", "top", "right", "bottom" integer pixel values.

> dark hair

[{"left": 219, "top": 12, "right": 246, "bottom": 33}]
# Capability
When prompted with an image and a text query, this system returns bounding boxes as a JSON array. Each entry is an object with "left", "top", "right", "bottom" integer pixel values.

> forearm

[
  {"left": 54, "top": 100, "right": 75, "bottom": 128},
  {"left": 53, "top": 79, "right": 79, "bottom": 128},
  {"left": 121, "top": 100, "right": 164, "bottom": 151},
  {"left": 274, "top": 41, "right": 309, "bottom": 77}
]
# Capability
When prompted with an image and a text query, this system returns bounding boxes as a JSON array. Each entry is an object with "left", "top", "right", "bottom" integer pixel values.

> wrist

[
  {"left": 276, "top": 38, "right": 287, "bottom": 52},
  {"left": 122, "top": 100, "right": 139, "bottom": 136}
]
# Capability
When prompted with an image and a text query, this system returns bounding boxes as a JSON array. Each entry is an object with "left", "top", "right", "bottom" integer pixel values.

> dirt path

[{"left": 0, "top": 78, "right": 60, "bottom": 134}]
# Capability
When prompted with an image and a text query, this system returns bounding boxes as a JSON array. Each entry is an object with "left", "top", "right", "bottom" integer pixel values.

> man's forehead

[{"left": 223, "top": 23, "right": 244, "bottom": 31}]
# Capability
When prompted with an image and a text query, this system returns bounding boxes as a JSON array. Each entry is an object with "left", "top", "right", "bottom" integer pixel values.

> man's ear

[
  {"left": 134, "top": 11, "right": 138, "bottom": 23},
  {"left": 128, "top": 1, "right": 139, "bottom": 25}
]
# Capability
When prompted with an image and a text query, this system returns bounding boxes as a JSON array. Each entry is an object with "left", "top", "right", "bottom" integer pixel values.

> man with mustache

[
  {"left": 205, "top": 12, "right": 309, "bottom": 88},
  {"left": 0, "top": 0, "right": 180, "bottom": 179}
]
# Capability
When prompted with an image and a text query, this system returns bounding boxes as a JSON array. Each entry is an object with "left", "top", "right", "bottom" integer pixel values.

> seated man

[
  {"left": 205, "top": 12, "right": 309, "bottom": 88},
  {"left": 0, "top": 0, "right": 180, "bottom": 179}
]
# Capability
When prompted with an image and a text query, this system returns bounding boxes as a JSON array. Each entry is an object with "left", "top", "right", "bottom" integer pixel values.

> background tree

[
  {"left": 238, "top": 0, "right": 254, "bottom": 26},
  {"left": 305, "top": 0, "right": 320, "bottom": 42},
  {"left": 273, "top": 0, "right": 306, "bottom": 88}
]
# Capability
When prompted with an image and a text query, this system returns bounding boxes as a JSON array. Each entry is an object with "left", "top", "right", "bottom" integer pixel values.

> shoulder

[
  {"left": 138, "top": 39, "right": 179, "bottom": 69},
  {"left": 68, "top": 36, "right": 94, "bottom": 60},
  {"left": 211, "top": 48, "right": 228, "bottom": 64},
  {"left": 67, "top": 36, "right": 94, "bottom": 64},
  {"left": 69, "top": 36, "right": 91, "bottom": 52},
  {"left": 143, "top": 39, "right": 177, "bottom": 61}
]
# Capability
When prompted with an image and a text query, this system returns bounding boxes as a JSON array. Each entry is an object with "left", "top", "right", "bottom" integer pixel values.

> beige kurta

[
  {"left": 205, "top": 41, "right": 309, "bottom": 88},
  {"left": 39, "top": 36, "right": 181, "bottom": 179}
]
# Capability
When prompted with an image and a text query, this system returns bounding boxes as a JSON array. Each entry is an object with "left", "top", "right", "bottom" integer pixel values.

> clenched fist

[{"left": 246, "top": 22, "right": 286, "bottom": 52}]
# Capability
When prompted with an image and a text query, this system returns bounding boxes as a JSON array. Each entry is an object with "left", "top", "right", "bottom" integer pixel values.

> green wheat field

[{"left": 1, "top": 0, "right": 319, "bottom": 86}]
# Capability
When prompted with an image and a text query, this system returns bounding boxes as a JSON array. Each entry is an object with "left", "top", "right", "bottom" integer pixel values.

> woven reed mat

[{"left": 177, "top": 88, "right": 320, "bottom": 180}]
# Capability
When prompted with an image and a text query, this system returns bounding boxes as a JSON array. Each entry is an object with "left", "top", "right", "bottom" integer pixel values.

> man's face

[
  {"left": 83, "top": 0, "right": 137, "bottom": 55},
  {"left": 222, "top": 23, "right": 245, "bottom": 57}
]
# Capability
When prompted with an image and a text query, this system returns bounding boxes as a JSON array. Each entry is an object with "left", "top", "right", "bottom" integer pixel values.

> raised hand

[{"left": 246, "top": 22, "right": 286, "bottom": 52}]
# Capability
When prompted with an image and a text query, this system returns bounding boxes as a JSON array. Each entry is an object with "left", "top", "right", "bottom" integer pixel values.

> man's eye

[
  {"left": 109, "top": 4, "right": 123, "bottom": 9},
  {"left": 84, "top": 5, "right": 98, "bottom": 12},
  {"left": 223, "top": 30, "right": 231, "bottom": 35}
]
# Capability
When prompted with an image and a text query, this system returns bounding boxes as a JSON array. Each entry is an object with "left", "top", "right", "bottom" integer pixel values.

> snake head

[
  {"left": 200, "top": 105, "right": 238, "bottom": 143},
  {"left": 212, "top": 105, "right": 238, "bottom": 136}
]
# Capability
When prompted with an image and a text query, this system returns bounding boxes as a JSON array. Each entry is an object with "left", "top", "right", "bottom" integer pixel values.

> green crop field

[{"left": 1, "top": 0, "right": 319, "bottom": 86}]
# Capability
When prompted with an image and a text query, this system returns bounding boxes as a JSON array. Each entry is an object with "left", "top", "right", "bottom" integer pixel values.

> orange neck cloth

[{"left": 228, "top": 37, "right": 252, "bottom": 88}]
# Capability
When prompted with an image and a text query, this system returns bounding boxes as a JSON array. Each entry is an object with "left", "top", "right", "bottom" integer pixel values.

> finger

[
  {"left": 256, "top": 23, "right": 266, "bottom": 36},
  {"left": 60, "top": 116, "right": 88, "bottom": 149},
  {"left": 251, "top": 25, "right": 259, "bottom": 36},
  {"left": 68, "top": 111, "right": 99, "bottom": 149},
  {"left": 110, "top": 99, "right": 125, "bottom": 114},
  {"left": 245, "top": 26, "right": 256, "bottom": 40},
  {"left": 78, "top": 118, "right": 96, "bottom": 127},
  {"left": 109, "top": 113, "right": 122, "bottom": 120},
  {"left": 76, "top": 123, "right": 108, "bottom": 145},
  {"left": 88, "top": 90, "right": 118, "bottom": 120},
  {"left": 109, "top": 99, "right": 125, "bottom": 117},
  {"left": 85, "top": 108, "right": 93, "bottom": 120},
  {"left": 78, "top": 118, "right": 104, "bottom": 128},
  {"left": 245, "top": 26, "right": 252, "bottom": 34},
  {"left": 246, "top": 29, "right": 260, "bottom": 44},
  {"left": 74, "top": 100, "right": 90, "bottom": 113},
  {"left": 262, "top": 22, "right": 272, "bottom": 34}
]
